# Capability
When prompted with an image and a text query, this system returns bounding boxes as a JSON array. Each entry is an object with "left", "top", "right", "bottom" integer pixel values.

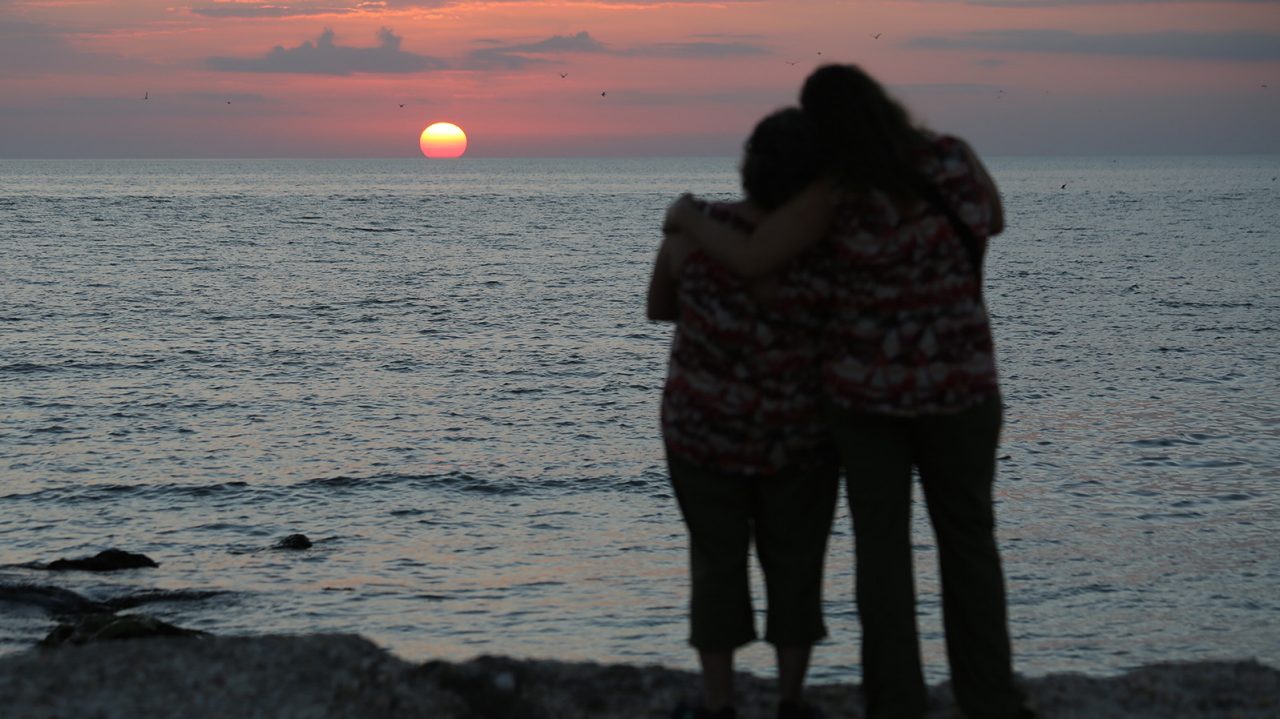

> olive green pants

[
  {"left": 668, "top": 453, "right": 840, "bottom": 650},
  {"left": 829, "top": 394, "right": 1027, "bottom": 719}
]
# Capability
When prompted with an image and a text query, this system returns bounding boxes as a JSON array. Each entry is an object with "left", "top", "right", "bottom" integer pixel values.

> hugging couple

[{"left": 648, "top": 64, "right": 1035, "bottom": 719}]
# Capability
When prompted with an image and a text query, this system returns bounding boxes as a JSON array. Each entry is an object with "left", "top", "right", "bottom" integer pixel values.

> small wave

[
  {"left": 0, "top": 362, "right": 55, "bottom": 375},
  {"left": 102, "top": 589, "right": 230, "bottom": 611},
  {"left": 351, "top": 297, "right": 421, "bottom": 307},
  {"left": 294, "top": 472, "right": 526, "bottom": 496},
  {"left": 1159, "top": 300, "right": 1256, "bottom": 310},
  {"left": 1, "top": 481, "right": 254, "bottom": 505},
  {"left": 32, "top": 425, "right": 73, "bottom": 434},
  {"left": 1137, "top": 511, "right": 1208, "bottom": 520},
  {"left": 1126, "top": 436, "right": 1209, "bottom": 448}
]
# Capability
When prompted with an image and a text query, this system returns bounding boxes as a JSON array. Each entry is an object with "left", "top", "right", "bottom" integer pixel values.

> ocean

[{"left": 1, "top": 156, "right": 1277, "bottom": 685}]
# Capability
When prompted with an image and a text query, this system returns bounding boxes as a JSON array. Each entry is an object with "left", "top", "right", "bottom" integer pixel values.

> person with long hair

[
  {"left": 664, "top": 65, "right": 1033, "bottom": 719},
  {"left": 648, "top": 107, "right": 839, "bottom": 719}
]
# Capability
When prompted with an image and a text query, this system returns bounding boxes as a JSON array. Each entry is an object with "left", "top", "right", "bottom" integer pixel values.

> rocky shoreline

[
  {"left": 2, "top": 550, "right": 1277, "bottom": 717},
  {"left": 0, "top": 632, "right": 1275, "bottom": 718}
]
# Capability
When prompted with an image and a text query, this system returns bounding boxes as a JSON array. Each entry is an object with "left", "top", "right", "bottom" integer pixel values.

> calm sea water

[{"left": 1, "top": 156, "right": 1277, "bottom": 684}]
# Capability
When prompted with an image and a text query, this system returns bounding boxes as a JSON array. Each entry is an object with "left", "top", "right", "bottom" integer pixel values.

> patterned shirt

[
  {"left": 661, "top": 203, "right": 835, "bottom": 477},
  {"left": 822, "top": 134, "right": 1000, "bottom": 416}
]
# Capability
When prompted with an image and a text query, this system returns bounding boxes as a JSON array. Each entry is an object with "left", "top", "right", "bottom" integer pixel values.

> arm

[
  {"left": 663, "top": 180, "right": 833, "bottom": 279},
  {"left": 645, "top": 231, "right": 695, "bottom": 322},
  {"left": 957, "top": 140, "right": 1004, "bottom": 235}
]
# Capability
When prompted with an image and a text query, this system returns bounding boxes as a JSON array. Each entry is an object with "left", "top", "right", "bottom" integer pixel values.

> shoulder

[
  {"left": 920, "top": 134, "right": 978, "bottom": 179},
  {"left": 706, "top": 200, "right": 759, "bottom": 233}
]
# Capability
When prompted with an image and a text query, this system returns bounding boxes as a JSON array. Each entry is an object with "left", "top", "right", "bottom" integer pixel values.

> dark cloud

[
  {"left": 929, "top": 0, "right": 1279, "bottom": 5},
  {"left": 0, "top": 19, "right": 148, "bottom": 74},
  {"left": 908, "top": 29, "right": 1280, "bottom": 61},
  {"left": 191, "top": 4, "right": 358, "bottom": 18},
  {"left": 207, "top": 27, "right": 446, "bottom": 75},
  {"left": 625, "top": 41, "right": 769, "bottom": 59},
  {"left": 464, "top": 30, "right": 769, "bottom": 69},
  {"left": 500, "top": 31, "right": 609, "bottom": 54},
  {"left": 465, "top": 31, "right": 606, "bottom": 70},
  {"left": 689, "top": 32, "right": 768, "bottom": 41},
  {"left": 380, "top": 0, "right": 741, "bottom": 5}
]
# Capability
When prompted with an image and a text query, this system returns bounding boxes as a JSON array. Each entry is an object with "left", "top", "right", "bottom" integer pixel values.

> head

[
  {"left": 739, "top": 107, "right": 824, "bottom": 212},
  {"left": 799, "top": 64, "right": 927, "bottom": 197}
]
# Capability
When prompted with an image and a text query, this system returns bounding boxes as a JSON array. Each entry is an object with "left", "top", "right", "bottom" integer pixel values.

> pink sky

[{"left": 1, "top": 0, "right": 1277, "bottom": 157}]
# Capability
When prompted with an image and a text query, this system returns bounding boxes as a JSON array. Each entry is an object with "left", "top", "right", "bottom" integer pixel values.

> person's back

[
  {"left": 663, "top": 200, "right": 831, "bottom": 476},
  {"left": 821, "top": 133, "right": 1000, "bottom": 415}
]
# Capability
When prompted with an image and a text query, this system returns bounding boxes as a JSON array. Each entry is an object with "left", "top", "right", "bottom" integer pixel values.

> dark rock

[
  {"left": 45, "top": 549, "right": 158, "bottom": 572},
  {"left": 417, "top": 656, "right": 544, "bottom": 719},
  {"left": 0, "top": 584, "right": 110, "bottom": 616},
  {"left": 40, "top": 613, "right": 208, "bottom": 647},
  {"left": 274, "top": 534, "right": 312, "bottom": 550}
]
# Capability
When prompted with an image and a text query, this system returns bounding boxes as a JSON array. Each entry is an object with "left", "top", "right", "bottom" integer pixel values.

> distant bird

[
  {"left": 143, "top": 91, "right": 148, "bottom": 100},
  {"left": 601, "top": 91, "right": 607, "bottom": 97},
  {"left": 226, "top": 100, "right": 231, "bottom": 104},
  {"left": 559, "top": 72, "right": 568, "bottom": 78},
  {"left": 399, "top": 103, "right": 405, "bottom": 108},
  {"left": 817, "top": 51, "right": 822, "bottom": 55},
  {"left": 871, "top": 33, "right": 882, "bottom": 39},
  {"left": 1061, "top": 183, "right": 1067, "bottom": 189},
  {"left": 1263, "top": 84, "right": 1269, "bottom": 89},
  {"left": 785, "top": 61, "right": 799, "bottom": 66}
]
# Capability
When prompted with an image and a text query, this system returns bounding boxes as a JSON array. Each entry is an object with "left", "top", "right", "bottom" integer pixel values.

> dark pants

[
  {"left": 828, "top": 395, "right": 1025, "bottom": 719},
  {"left": 668, "top": 452, "right": 840, "bottom": 650}
]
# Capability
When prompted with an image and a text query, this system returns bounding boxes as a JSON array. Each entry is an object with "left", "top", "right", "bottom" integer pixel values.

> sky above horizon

[{"left": 2, "top": 0, "right": 1278, "bottom": 158}]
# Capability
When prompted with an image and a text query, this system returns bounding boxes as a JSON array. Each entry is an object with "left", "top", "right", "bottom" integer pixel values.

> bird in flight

[
  {"left": 871, "top": 33, "right": 882, "bottom": 39},
  {"left": 601, "top": 91, "right": 607, "bottom": 97},
  {"left": 1060, "top": 183, "right": 1067, "bottom": 189},
  {"left": 785, "top": 61, "right": 799, "bottom": 66},
  {"left": 143, "top": 91, "right": 148, "bottom": 100},
  {"left": 559, "top": 72, "right": 568, "bottom": 78},
  {"left": 399, "top": 103, "right": 405, "bottom": 108}
]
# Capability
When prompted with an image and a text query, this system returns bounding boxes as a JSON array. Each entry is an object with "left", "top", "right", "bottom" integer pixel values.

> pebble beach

[{"left": 1, "top": 632, "right": 1277, "bottom": 718}]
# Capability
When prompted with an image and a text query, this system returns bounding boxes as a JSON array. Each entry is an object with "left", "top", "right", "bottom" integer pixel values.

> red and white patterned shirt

[
  {"left": 821, "top": 134, "right": 1000, "bottom": 416},
  {"left": 661, "top": 204, "right": 835, "bottom": 477}
]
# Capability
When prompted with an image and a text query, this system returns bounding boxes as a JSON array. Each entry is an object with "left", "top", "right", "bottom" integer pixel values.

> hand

[
  {"left": 662, "top": 194, "right": 700, "bottom": 235},
  {"left": 662, "top": 231, "right": 696, "bottom": 273}
]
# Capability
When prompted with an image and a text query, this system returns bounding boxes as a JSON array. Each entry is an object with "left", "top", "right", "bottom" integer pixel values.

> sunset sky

[{"left": 2, "top": 0, "right": 1277, "bottom": 158}]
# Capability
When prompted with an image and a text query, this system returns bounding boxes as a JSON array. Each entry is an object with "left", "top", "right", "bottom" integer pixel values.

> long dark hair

[
  {"left": 739, "top": 107, "right": 824, "bottom": 212},
  {"left": 799, "top": 64, "right": 929, "bottom": 200}
]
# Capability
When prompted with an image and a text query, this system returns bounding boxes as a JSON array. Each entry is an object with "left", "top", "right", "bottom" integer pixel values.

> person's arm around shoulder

[
  {"left": 957, "top": 139, "right": 1004, "bottom": 235},
  {"left": 663, "top": 178, "right": 834, "bottom": 279}
]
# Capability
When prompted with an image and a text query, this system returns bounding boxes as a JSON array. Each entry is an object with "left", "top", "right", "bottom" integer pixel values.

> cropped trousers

[{"left": 667, "top": 452, "right": 840, "bottom": 651}]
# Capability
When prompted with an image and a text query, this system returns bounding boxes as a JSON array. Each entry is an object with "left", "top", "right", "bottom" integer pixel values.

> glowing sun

[{"left": 419, "top": 122, "right": 467, "bottom": 158}]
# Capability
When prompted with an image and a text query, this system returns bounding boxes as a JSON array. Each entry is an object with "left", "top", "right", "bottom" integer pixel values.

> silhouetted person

[{"left": 649, "top": 108, "right": 838, "bottom": 719}]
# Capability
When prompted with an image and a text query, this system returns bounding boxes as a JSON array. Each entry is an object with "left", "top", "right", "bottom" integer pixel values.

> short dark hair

[{"left": 740, "top": 107, "right": 825, "bottom": 212}]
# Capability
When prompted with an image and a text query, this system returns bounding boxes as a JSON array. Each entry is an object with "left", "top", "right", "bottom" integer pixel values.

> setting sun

[{"left": 419, "top": 122, "right": 467, "bottom": 159}]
